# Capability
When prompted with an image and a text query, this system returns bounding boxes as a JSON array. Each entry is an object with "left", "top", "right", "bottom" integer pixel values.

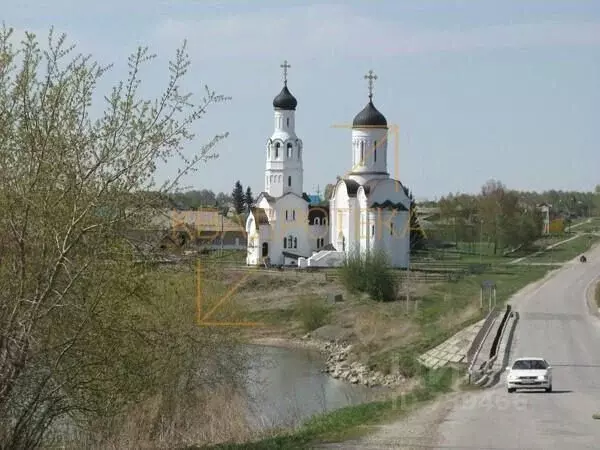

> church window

[
  {"left": 286, "top": 117, "right": 290, "bottom": 127},
  {"left": 287, "top": 143, "right": 292, "bottom": 158},
  {"left": 360, "top": 142, "right": 365, "bottom": 164},
  {"left": 374, "top": 140, "right": 377, "bottom": 162},
  {"left": 292, "top": 210, "right": 296, "bottom": 220},
  {"left": 288, "top": 176, "right": 291, "bottom": 187},
  {"left": 283, "top": 237, "right": 287, "bottom": 249},
  {"left": 275, "top": 142, "right": 280, "bottom": 158},
  {"left": 315, "top": 217, "right": 320, "bottom": 225},
  {"left": 293, "top": 237, "right": 297, "bottom": 248},
  {"left": 285, "top": 210, "right": 288, "bottom": 220},
  {"left": 371, "top": 224, "right": 375, "bottom": 237},
  {"left": 287, "top": 236, "right": 293, "bottom": 248}
]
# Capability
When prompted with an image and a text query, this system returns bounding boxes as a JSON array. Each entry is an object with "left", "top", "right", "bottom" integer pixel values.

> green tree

[
  {"left": 0, "top": 26, "right": 246, "bottom": 448},
  {"left": 244, "top": 186, "right": 254, "bottom": 210},
  {"left": 232, "top": 180, "right": 245, "bottom": 214}
]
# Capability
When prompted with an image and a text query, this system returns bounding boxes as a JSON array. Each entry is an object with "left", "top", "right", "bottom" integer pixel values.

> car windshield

[{"left": 512, "top": 360, "right": 548, "bottom": 370}]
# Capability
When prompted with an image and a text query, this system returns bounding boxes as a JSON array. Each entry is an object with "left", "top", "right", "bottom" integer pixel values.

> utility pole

[
  {"left": 220, "top": 212, "right": 224, "bottom": 257},
  {"left": 479, "top": 218, "right": 484, "bottom": 264}
]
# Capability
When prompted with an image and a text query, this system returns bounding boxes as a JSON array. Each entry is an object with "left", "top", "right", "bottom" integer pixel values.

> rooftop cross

[
  {"left": 280, "top": 60, "right": 291, "bottom": 86},
  {"left": 364, "top": 69, "right": 378, "bottom": 101}
]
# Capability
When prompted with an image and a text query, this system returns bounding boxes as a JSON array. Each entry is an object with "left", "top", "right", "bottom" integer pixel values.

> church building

[{"left": 246, "top": 63, "right": 411, "bottom": 268}]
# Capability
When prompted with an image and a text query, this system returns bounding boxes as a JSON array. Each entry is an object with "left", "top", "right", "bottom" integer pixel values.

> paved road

[{"left": 433, "top": 246, "right": 600, "bottom": 449}]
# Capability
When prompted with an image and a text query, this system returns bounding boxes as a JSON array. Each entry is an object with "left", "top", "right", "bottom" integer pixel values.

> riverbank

[
  {"left": 194, "top": 366, "right": 462, "bottom": 450},
  {"left": 250, "top": 337, "right": 407, "bottom": 388}
]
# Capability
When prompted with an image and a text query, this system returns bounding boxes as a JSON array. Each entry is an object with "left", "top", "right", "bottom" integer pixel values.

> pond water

[{"left": 243, "top": 344, "right": 384, "bottom": 430}]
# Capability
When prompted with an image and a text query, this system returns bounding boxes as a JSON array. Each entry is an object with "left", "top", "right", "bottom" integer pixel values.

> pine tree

[
  {"left": 232, "top": 180, "right": 245, "bottom": 214},
  {"left": 403, "top": 186, "right": 426, "bottom": 251},
  {"left": 244, "top": 186, "right": 254, "bottom": 211}
]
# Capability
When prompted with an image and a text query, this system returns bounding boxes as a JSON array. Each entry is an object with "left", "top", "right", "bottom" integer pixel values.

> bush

[
  {"left": 296, "top": 296, "right": 330, "bottom": 332},
  {"left": 338, "top": 249, "right": 396, "bottom": 302}
]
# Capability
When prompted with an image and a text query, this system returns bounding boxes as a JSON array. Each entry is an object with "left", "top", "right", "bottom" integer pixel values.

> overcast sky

[{"left": 5, "top": 0, "right": 600, "bottom": 200}]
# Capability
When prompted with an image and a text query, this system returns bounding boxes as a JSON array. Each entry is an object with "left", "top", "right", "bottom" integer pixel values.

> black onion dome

[
  {"left": 273, "top": 85, "right": 298, "bottom": 110},
  {"left": 352, "top": 100, "right": 387, "bottom": 128}
]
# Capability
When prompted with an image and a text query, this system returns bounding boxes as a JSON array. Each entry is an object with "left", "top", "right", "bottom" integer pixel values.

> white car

[{"left": 505, "top": 357, "right": 553, "bottom": 393}]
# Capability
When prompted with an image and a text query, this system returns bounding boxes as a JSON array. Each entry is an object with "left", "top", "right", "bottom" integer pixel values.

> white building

[
  {"left": 246, "top": 65, "right": 410, "bottom": 268},
  {"left": 246, "top": 62, "right": 329, "bottom": 266}
]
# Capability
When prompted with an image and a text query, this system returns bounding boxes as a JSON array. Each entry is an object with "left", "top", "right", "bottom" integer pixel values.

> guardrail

[
  {"left": 466, "top": 308, "right": 501, "bottom": 365},
  {"left": 489, "top": 304, "right": 512, "bottom": 360},
  {"left": 467, "top": 304, "right": 512, "bottom": 385}
]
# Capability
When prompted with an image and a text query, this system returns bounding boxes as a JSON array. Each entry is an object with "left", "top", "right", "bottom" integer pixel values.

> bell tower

[{"left": 264, "top": 60, "right": 304, "bottom": 198}]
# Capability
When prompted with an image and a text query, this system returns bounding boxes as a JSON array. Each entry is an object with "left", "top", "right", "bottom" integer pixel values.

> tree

[
  {"left": 232, "top": 181, "right": 245, "bottom": 214},
  {"left": 244, "top": 186, "right": 254, "bottom": 211},
  {"left": 0, "top": 27, "right": 247, "bottom": 448},
  {"left": 402, "top": 186, "right": 425, "bottom": 251}
]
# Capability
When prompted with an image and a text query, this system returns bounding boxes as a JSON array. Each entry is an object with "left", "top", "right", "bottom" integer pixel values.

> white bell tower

[
  {"left": 348, "top": 70, "right": 389, "bottom": 186},
  {"left": 264, "top": 60, "right": 304, "bottom": 198}
]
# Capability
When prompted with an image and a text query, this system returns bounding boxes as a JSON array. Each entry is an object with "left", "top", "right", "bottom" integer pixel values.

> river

[{"left": 243, "top": 344, "right": 385, "bottom": 430}]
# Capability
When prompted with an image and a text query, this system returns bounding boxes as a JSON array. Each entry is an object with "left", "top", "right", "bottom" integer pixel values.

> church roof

[
  {"left": 249, "top": 207, "right": 269, "bottom": 229},
  {"left": 341, "top": 179, "right": 361, "bottom": 197},
  {"left": 352, "top": 100, "right": 387, "bottom": 128},
  {"left": 273, "top": 84, "right": 298, "bottom": 111}
]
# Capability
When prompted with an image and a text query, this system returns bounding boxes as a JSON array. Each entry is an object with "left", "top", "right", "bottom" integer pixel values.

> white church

[{"left": 245, "top": 62, "right": 411, "bottom": 269}]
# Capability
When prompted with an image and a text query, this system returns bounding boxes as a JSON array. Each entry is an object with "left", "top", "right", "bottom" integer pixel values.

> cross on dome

[
  {"left": 364, "top": 69, "right": 378, "bottom": 101},
  {"left": 280, "top": 60, "right": 291, "bottom": 86}
]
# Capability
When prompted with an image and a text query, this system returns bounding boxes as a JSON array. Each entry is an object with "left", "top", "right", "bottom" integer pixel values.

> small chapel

[{"left": 245, "top": 62, "right": 411, "bottom": 268}]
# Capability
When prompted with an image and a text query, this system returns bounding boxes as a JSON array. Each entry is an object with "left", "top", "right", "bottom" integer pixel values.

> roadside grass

[
  {"left": 524, "top": 233, "right": 599, "bottom": 263},
  {"left": 192, "top": 367, "right": 460, "bottom": 450},
  {"left": 369, "top": 264, "right": 554, "bottom": 376},
  {"left": 571, "top": 218, "right": 600, "bottom": 234}
]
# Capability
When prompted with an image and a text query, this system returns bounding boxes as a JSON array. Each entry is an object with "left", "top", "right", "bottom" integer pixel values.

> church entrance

[{"left": 261, "top": 242, "right": 269, "bottom": 257}]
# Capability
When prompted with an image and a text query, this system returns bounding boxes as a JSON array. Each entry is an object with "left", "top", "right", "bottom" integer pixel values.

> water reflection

[{"left": 243, "top": 345, "right": 383, "bottom": 430}]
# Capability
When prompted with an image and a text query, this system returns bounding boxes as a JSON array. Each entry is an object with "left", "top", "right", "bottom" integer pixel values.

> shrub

[
  {"left": 296, "top": 296, "right": 330, "bottom": 332},
  {"left": 338, "top": 249, "right": 396, "bottom": 302}
]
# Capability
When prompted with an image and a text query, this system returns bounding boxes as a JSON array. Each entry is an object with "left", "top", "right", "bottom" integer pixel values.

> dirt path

[{"left": 314, "top": 391, "right": 464, "bottom": 449}]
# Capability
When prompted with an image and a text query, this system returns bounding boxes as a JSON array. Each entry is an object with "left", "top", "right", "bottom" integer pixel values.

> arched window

[
  {"left": 283, "top": 237, "right": 287, "bottom": 249},
  {"left": 262, "top": 242, "right": 269, "bottom": 257},
  {"left": 285, "top": 210, "right": 288, "bottom": 220},
  {"left": 287, "top": 143, "right": 293, "bottom": 158},
  {"left": 374, "top": 140, "right": 377, "bottom": 162},
  {"left": 286, "top": 117, "right": 290, "bottom": 127},
  {"left": 315, "top": 217, "right": 320, "bottom": 225},
  {"left": 292, "top": 210, "right": 296, "bottom": 220},
  {"left": 293, "top": 237, "right": 297, "bottom": 248},
  {"left": 371, "top": 224, "right": 375, "bottom": 236},
  {"left": 287, "top": 236, "right": 293, "bottom": 249},
  {"left": 360, "top": 141, "right": 364, "bottom": 164},
  {"left": 288, "top": 176, "right": 291, "bottom": 187},
  {"left": 275, "top": 142, "right": 280, "bottom": 158}
]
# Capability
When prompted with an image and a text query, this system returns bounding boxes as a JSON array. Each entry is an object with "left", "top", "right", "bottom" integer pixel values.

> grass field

[{"left": 523, "top": 233, "right": 599, "bottom": 263}]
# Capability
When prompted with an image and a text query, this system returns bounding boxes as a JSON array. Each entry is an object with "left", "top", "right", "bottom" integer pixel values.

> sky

[{"left": 4, "top": 0, "right": 600, "bottom": 201}]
